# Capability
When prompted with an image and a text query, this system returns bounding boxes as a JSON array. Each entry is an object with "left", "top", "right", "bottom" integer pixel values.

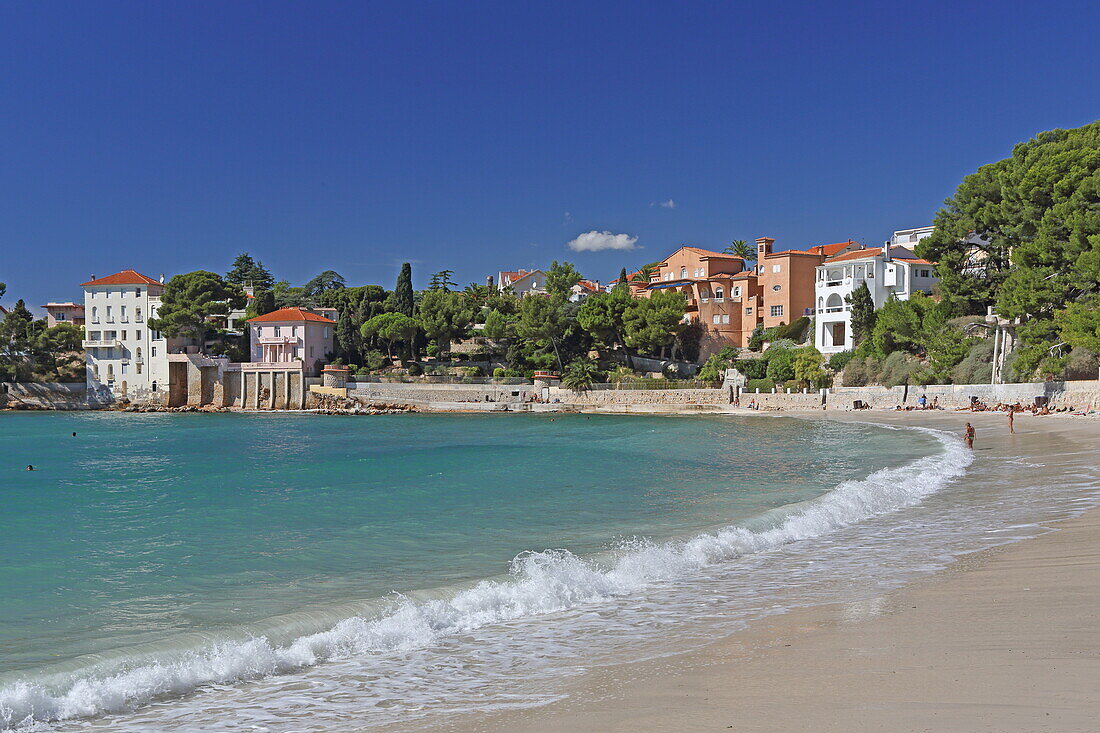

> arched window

[
  {"left": 680, "top": 267, "right": 687, "bottom": 278},
  {"left": 106, "top": 364, "right": 114, "bottom": 381},
  {"left": 152, "top": 380, "right": 158, "bottom": 392},
  {"left": 772, "top": 284, "right": 782, "bottom": 291},
  {"left": 91, "top": 306, "right": 98, "bottom": 323},
  {"left": 714, "top": 286, "right": 723, "bottom": 299},
  {"left": 825, "top": 293, "right": 844, "bottom": 312}
]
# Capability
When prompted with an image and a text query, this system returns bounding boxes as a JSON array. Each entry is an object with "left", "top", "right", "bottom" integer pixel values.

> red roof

[
  {"left": 81, "top": 270, "right": 161, "bottom": 287},
  {"left": 247, "top": 307, "right": 336, "bottom": 324},
  {"left": 681, "top": 246, "right": 744, "bottom": 260},
  {"left": 806, "top": 240, "right": 857, "bottom": 257},
  {"left": 576, "top": 280, "right": 600, "bottom": 292}
]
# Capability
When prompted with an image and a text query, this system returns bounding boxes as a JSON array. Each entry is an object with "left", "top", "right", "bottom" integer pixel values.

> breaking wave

[{"left": 0, "top": 426, "right": 970, "bottom": 730}]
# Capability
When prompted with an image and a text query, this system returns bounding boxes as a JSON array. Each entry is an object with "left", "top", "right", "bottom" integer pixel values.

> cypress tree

[
  {"left": 393, "top": 263, "right": 414, "bottom": 316},
  {"left": 846, "top": 281, "right": 876, "bottom": 346},
  {"left": 618, "top": 267, "right": 628, "bottom": 284}
]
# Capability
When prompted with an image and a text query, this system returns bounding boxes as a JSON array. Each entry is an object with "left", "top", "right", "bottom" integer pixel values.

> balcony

[
  {"left": 257, "top": 336, "right": 296, "bottom": 345},
  {"left": 82, "top": 339, "right": 121, "bottom": 348}
]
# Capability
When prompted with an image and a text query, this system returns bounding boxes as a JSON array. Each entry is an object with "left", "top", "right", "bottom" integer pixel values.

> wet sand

[{"left": 458, "top": 411, "right": 1100, "bottom": 733}]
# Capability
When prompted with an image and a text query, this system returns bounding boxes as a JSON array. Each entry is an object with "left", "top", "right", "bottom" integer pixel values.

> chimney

[
  {"left": 486, "top": 275, "right": 494, "bottom": 290},
  {"left": 90, "top": 274, "right": 96, "bottom": 281},
  {"left": 756, "top": 237, "right": 774, "bottom": 257},
  {"left": 159, "top": 274, "right": 165, "bottom": 283},
  {"left": 882, "top": 241, "right": 892, "bottom": 262}
]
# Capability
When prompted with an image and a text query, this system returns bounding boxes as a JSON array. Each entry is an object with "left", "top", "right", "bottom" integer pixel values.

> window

[
  {"left": 323, "top": 326, "right": 330, "bottom": 338},
  {"left": 135, "top": 330, "right": 141, "bottom": 340},
  {"left": 745, "top": 307, "right": 753, "bottom": 315},
  {"left": 772, "top": 264, "right": 781, "bottom": 273},
  {"left": 106, "top": 364, "right": 113, "bottom": 381},
  {"left": 919, "top": 269, "right": 930, "bottom": 278},
  {"left": 120, "top": 305, "right": 127, "bottom": 322},
  {"left": 152, "top": 330, "right": 161, "bottom": 341},
  {"left": 121, "top": 331, "right": 127, "bottom": 341},
  {"left": 121, "top": 363, "right": 128, "bottom": 375},
  {"left": 770, "top": 305, "right": 784, "bottom": 317},
  {"left": 136, "top": 363, "right": 142, "bottom": 374},
  {"left": 90, "top": 331, "right": 101, "bottom": 340},
  {"left": 772, "top": 284, "right": 781, "bottom": 291},
  {"left": 680, "top": 267, "right": 687, "bottom": 278},
  {"left": 136, "top": 307, "right": 142, "bottom": 322},
  {"left": 91, "top": 306, "right": 98, "bottom": 323},
  {"left": 105, "top": 306, "right": 113, "bottom": 322},
  {"left": 152, "top": 380, "right": 157, "bottom": 392},
  {"left": 151, "top": 347, "right": 157, "bottom": 357},
  {"left": 721, "top": 314, "right": 730, "bottom": 324},
  {"left": 274, "top": 326, "right": 281, "bottom": 336},
  {"left": 309, "top": 346, "right": 315, "bottom": 357},
  {"left": 712, "top": 315, "right": 721, "bottom": 325},
  {"left": 56, "top": 312, "right": 67, "bottom": 321},
  {"left": 134, "top": 288, "right": 142, "bottom": 296},
  {"left": 733, "top": 286, "right": 741, "bottom": 297},
  {"left": 714, "top": 287, "right": 723, "bottom": 299},
  {"left": 136, "top": 347, "right": 142, "bottom": 360}
]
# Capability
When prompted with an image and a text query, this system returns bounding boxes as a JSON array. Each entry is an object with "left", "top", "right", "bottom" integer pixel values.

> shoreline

[{"left": 454, "top": 410, "right": 1100, "bottom": 733}]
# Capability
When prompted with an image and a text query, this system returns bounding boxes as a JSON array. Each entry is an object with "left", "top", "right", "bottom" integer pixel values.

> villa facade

[
  {"left": 245, "top": 307, "right": 335, "bottom": 376},
  {"left": 42, "top": 302, "right": 85, "bottom": 328},
  {"left": 82, "top": 269, "right": 183, "bottom": 398},
  {"left": 813, "top": 245, "right": 938, "bottom": 354}
]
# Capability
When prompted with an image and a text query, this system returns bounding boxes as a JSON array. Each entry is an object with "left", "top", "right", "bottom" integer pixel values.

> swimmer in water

[{"left": 26, "top": 465, "right": 34, "bottom": 471}]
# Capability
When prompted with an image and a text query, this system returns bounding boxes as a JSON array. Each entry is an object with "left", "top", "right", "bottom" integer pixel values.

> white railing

[
  {"left": 82, "top": 339, "right": 121, "bottom": 348},
  {"left": 257, "top": 336, "right": 296, "bottom": 345}
]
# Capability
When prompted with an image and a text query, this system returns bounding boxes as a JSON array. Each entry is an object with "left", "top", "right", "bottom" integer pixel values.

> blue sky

[{"left": 3, "top": 1, "right": 1099, "bottom": 311}]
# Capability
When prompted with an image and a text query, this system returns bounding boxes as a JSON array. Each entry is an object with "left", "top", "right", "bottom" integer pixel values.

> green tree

[
  {"left": 303, "top": 270, "right": 346, "bottom": 301},
  {"left": 0, "top": 300, "right": 35, "bottom": 381},
  {"left": 561, "top": 357, "right": 602, "bottom": 392},
  {"left": 791, "top": 345, "right": 826, "bottom": 388},
  {"left": 248, "top": 289, "right": 277, "bottom": 318},
  {"left": 697, "top": 345, "right": 740, "bottom": 382},
  {"left": 428, "top": 270, "right": 457, "bottom": 291},
  {"left": 515, "top": 295, "right": 571, "bottom": 371},
  {"left": 845, "top": 281, "right": 876, "bottom": 345},
  {"left": 482, "top": 308, "right": 514, "bottom": 340},
  {"left": 917, "top": 121, "right": 1100, "bottom": 367},
  {"left": 723, "top": 239, "right": 756, "bottom": 264},
  {"left": 577, "top": 285, "right": 634, "bottom": 364},
  {"left": 272, "top": 280, "right": 308, "bottom": 308},
  {"left": 764, "top": 344, "right": 796, "bottom": 383},
  {"left": 545, "top": 260, "right": 583, "bottom": 298},
  {"left": 32, "top": 323, "right": 84, "bottom": 381},
  {"left": 360, "top": 312, "right": 418, "bottom": 361},
  {"left": 631, "top": 263, "right": 659, "bottom": 283},
  {"left": 148, "top": 271, "right": 242, "bottom": 340},
  {"left": 868, "top": 294, "right": 932, "bottom": 358},
  {"left": 622, "top": 290, "right": 685, "bottom": 358},
  {"left": 617, "top": 267, "right": 629, "bottom": 284},
  {"left": 226, "top": 253, "right": 275, "bottom": 291},
  {"left": 1058, "top": 295, "right": 1100, "bottom": 355},
  {"left": 389, "top": 263, "right": 415, "bottom": 316},
  {"left": 417, "top": 290, "right": 475, "bottom": 352}
]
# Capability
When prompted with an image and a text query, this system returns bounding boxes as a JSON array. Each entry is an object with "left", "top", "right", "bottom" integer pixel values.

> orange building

[
  {"left": 754, "top": 236, "right": 860, "bottom": 329},
  {"left": 642, "top": 246, "right": 760, "bottom": 349}
]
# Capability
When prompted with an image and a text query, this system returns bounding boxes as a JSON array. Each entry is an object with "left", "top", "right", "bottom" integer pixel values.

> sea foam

[{"left": 0, "top": 426, "right": 970, "bottom": 730}]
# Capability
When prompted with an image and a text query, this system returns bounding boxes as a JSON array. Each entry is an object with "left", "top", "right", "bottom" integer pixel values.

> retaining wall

[
  {"left": 0, "top": 382, "right": 99, "bottom": 410},
  {"left": 349, "top": 381, "right": 535, "bottom": 405}
]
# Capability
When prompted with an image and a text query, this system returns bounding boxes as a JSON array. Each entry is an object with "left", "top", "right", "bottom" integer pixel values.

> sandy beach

[{"left": 457, "top": 410, "right": 1100, "bottom": 733}]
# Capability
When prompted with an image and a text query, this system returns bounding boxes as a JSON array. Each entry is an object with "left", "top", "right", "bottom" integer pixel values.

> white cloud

[
  {"left": 567, "top": 230, "right": 639, "bottom": 252},
  {"left": 651, "top": 199, "right": 676, "bottom": 209}
]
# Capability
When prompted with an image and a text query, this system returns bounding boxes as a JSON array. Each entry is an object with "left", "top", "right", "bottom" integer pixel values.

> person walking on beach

[
  {"left": 964, "top": 422, "right": 975, "bottom": 449},
  {"left": 1008, "top": 409, "right": 1015, "bottom": 434},
  {"left": 918, "top": 394, "right": 927, "bottom": 409}
]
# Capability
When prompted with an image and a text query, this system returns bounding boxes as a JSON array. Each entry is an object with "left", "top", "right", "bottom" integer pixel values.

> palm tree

[
  {"left": 631, "top": 264, "right": 657, "bottom": 283},
  {"left": 561, "top": 358, "right": 602, "bottom": 392},
  {"left": 724, "top": 239, "right": 755, "bottom": 262}
]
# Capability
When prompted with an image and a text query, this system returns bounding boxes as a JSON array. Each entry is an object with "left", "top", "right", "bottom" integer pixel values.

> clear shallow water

[{"left": 1, "top": 412, "right": 952, "bottom": 729}]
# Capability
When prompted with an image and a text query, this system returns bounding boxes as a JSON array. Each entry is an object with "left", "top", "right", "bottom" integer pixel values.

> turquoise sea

[{"left": 1, "top": 411, "right": 971, "bottom": 730}]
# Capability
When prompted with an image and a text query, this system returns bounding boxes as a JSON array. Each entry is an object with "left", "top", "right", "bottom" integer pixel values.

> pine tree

[{"left": 618, "top": 267, "right": 628, "bottom": 284}]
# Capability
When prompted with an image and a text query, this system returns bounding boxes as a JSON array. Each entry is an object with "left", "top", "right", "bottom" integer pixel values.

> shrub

[
  {"left": 745, "top": 377, "right": 776, "bottom": 392},
  {"left": 878, "top": 351, "right": 919, "bottom": 387},
  {"left": 735, "top": 357, "right": 767, "bottom": 380},
  {"left": 355, "top": 366, "right": 372, "bottom": 377},
  {"left": 950, "top": 338, "right": 994, "bottom": 385},
  {"left": 764, "top": 348, "right": 795, "bottom": 383},
  {"left": 827, "top": 350, "right": 855, "bottom": 372},
  {"left": 776, "top": 316, "right": 811, "bottom": 344},
  {"left": 841, "top": 357, "right": 872, "bottom": 386},
  {"left": 407, "top": 362, "right": 424, "bottom": 376},
  {"left": 362, "top": 350, "right": 388, "bottom": 371},
  {"left": 463, "top": 366, "right": 483, "bottom": 377}
]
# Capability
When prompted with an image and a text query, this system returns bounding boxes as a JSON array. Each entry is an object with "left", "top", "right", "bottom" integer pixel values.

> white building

[
  {"left": 813, "top": 246, "right": 938, "bottom": 354},
  {"left": 496, "top": 269, "right": 548, "bottom": 297},
  {"left": 890, "top": 225, "right": 934, "bottom": 247},
  {"left": 82, "top": 270, "right": 183, "bottom": 399}
]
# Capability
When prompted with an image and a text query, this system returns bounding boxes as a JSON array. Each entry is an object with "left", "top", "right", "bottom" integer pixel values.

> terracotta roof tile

[
  {"left": 247, "top": 307, "right": 336, "bottom": 324},
  {"left": 81, "top": 270, "right": 161, "bottom": 287}
]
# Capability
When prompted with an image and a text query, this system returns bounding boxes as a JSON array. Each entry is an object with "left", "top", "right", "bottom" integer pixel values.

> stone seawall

[
  {"left": 349, "top": 382, "right": 535, "bottom": 405},
  {"left": 0, "top": 382, "right": 102, "bottom": 410}
]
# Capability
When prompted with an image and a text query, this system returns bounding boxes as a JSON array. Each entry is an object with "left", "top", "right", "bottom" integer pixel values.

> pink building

[
  {"left": 246, "top": 307, "right": 336, "bottom": 376},
  {"left": 42, "top": 302, "right": 86, "bottom": 328}
]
